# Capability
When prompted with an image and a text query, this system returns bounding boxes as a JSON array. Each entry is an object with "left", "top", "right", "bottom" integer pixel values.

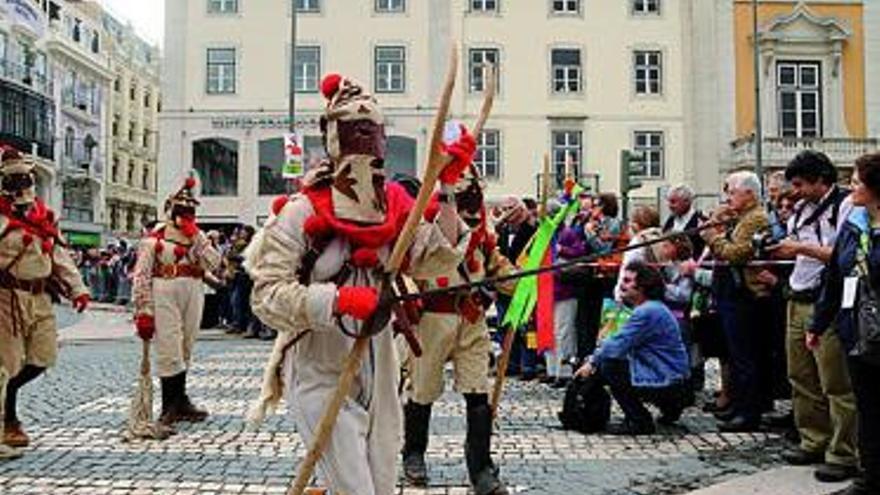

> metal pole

[
  {"left": 752, "top": 0, "right": 764, "bottom": 192},
  {"left": 289, "top": 1, "right": 297, "bottom": 133}
]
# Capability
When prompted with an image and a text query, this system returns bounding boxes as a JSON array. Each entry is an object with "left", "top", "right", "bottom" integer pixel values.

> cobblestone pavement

[{"left": 0, "top": 322, "right": 790, "bottom": 495}]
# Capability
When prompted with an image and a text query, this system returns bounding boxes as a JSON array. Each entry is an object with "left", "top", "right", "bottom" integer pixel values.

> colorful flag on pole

[{"left": 282, "top": 132, "right": 304, "bottom": 178}]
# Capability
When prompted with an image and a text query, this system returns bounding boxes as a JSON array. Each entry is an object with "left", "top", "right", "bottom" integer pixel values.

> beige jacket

[{"left": 246, "top": 193, "right": 469, "bottom": 425}]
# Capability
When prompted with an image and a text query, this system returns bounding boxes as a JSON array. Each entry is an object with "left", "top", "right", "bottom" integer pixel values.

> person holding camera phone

[{"left": 766, "top": 151, "right": 858, "bottom": 483}]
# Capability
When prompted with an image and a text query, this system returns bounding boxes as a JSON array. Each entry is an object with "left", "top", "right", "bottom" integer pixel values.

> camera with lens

[{"left": 751, "top": 231, "right": 780, "bottom": 259}]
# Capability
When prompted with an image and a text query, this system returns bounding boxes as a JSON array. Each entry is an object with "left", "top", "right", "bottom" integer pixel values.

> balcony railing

[
  {"left": 731, "top": 136, "right": 880, "bottom": 169},
  {"left": 0, "top": 60, "right": 54, "bottom": 95}
]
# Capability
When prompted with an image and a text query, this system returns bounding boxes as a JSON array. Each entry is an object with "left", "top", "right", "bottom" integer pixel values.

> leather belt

[
  {"left": 788, "top": 287, "right": 820, "bottom": 303},
  {"left": 153, "top": 264, "right": 204, "bottom": 279},
  {"left": 0, "top": 276, "right": 48, "bottom": 295},
  {"left": 422, "top": 292, "right": 483, "bottom": 323}
]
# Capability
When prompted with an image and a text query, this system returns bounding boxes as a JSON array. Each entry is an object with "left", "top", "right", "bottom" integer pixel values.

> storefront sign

[
  {"left": 5, "top": 0, "right": 45, "bottom": 38},
  {"left": 210, "top": 116, "right": 320, "bottom": 130},
  {"left": 64, "top": 231, "right": 101, "bottom": 248}
]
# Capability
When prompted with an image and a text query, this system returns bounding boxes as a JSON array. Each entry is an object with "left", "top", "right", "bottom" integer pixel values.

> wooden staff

[{"left": 288, "top": 48, "right": 495, "bottom": 495}]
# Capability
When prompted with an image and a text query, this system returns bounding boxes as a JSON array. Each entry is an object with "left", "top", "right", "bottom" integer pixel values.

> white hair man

[
  {"left": 663, "top": 184, "right": 705, "bottom": 258},
  {"left": 700, "top": 169, "right": 772, "bottom": 433}
]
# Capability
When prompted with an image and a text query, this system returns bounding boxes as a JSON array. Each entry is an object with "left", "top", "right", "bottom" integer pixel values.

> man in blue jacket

[{"left": 575, "top": 261, "right": 690, "bottom": 435}]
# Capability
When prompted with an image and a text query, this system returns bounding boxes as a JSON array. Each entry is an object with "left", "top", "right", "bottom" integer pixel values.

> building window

[
  {"left": 206, "top": 48, "right": 236, "bottom": 94},
  {"left": 474, "top": 130, "right": 500, "bottom": 180},
  {"left": 64, "top": 127, "right": 75, "bottom": 158},
  {"left": 469, "top": 48, "right": 499, "bottom": 93},
  {"left": 551, "top": 0, "right": 579, "bottom": 14},
  {"left": 193, "top": 138, "right": 239, "bottom": 196},
  {"left": 471, "top": 0, "right": 497, "bottom": 12},
  {"left": 143, "top": 131, "right": 149, "bottom": 149},
  {"left": 91, "top": 32, "right": 99, "bottom": 53},
  {"left": 127, "top": 160, "right": 136, "bottom": 186},
  {"left": 551, "top": 48, "right": 581, "bottom": 94},
  {"left": 375, "top": 0, "right": 405, "bottom": 13},
  {"left": 207, "top": 0, "right": 238, "bottom": 14},
  {"left": 130, "top": 82, "right": 136, "bottom": 100},
  {"left": 375, "top": 46, "right": 405, "bottom": 93},
  {"left": 258, "top": 138, "right": 285, "bottom": 196},
  {"left": 111, "top": 156, "right": 119, "bottom": 183},
  {"left": 633, "top": 131, "right": 664, "bottom": 178},
  {"left": 0, "top": 32, "right": 7, "bottom": 74},
  {"left": 551, "top": 130, "right": 581, "bottom": 182},
  {"left": 634, "top": 50, "right": 662, "bottom": 95},
  {"left": 777, "top": 61, "right": 821, "bottom": 138},
  {"left": 296, "top": 0, "right": 320, "bottom": 12},
  {"left": 112, "top": 119, "right": 119, "bottom": 137},
  {"left": 293, "top": 46, "right": 320, "bottom": 93},
  {"left": 144, "top": 92, "right": 150, "bottom": 108},
  {"left": 109, "top": 204, "right": 118, "bottom": 231},
  {"left": 113, "top": 78, "right": 120, "bottom": 92},
  {"left": 128, "top": 127, "right": 134, "bottom": 143},
  {"left": 142, "top": 166, "right": 150, "bottom": 190},
  {"left": 632, "top": 0, "right": 660, "bottom": 14}
]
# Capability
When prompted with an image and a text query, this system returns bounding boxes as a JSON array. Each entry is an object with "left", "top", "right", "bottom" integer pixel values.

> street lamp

[{"left": 752, "top": 0, "right": 764, "bottom": 193}]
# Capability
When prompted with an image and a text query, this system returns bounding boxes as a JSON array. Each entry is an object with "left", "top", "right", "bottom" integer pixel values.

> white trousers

[{"left": 545, "top": 298, "right": 578, "bottom": 378}]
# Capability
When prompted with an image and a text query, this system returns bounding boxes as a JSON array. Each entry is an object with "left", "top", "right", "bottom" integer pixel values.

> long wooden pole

[{"left": 287, "top": 45, "right": 460, "bottom": 495}]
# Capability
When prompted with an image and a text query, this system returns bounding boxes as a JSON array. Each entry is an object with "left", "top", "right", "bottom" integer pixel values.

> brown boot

[
  {"left": 3, "top": 421, "right": 29, "bottom": 448},
  {"left": 177, "top": 372, "right": 208, "bottom": 422}
]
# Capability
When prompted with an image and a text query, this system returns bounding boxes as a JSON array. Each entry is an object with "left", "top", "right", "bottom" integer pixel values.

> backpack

[{"left": 557, "top": 374, "right": 612, "bottom": 433}]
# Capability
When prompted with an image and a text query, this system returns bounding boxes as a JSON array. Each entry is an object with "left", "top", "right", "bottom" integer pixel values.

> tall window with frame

[
  {"left": 469, "top": 48, "right": 499, "bottom": 93},
  {"left": 374, "top": 46, "right": 405, "bottom": 93},
  {"left": 471, "top": 0, "right": 497, "bottom": 12},
  {"left": 375, "top": 0, "right": 404, "bottom": 13},
  {"left": 632, "top": 0, "right": 660, "bottom": 15},
  {"left": 777, "top": 61, "right": 821, "bottom": 138},
  {"left": 551, "top": 130, "right": 582, "bottom": 183},
  {"left": 0, "top": 32, "right": 7, "bottom": 77},
  {"left": 295, "top": 0, "right": 320, "bottom": 12},
  {"left": 634, "top": 50, "right": 662, "bottom": 95},
  {"left": 207, "top": 0, "right": 238, "bottom": 14},
  {"left": 551, "top": 48, "right": 581, "bottom": 94},
  {"left": 293, "top": 46, "right": 320, "bottom": 93},
  {"left": 551, "top": 0, "right": 579, "bottom": 15},
  {"left": 206, "top": 48, "right": 236, "bottom": 94},
  {"left": 474, "top": 130, "right": 501, "bottom": 180},
  {"left": 633, "top": 131, "right": 664, "bottom": 178}
]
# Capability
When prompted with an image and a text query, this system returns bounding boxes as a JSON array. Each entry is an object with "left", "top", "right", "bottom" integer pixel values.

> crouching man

[{"left": 575, "top": 261, "right": 689, "bottom": 435}]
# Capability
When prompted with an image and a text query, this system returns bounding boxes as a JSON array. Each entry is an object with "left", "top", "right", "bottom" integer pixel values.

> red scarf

[
  {"left": 1, "top": 197, "right": 59, "bottom": 240},
  {"left": 304, "top": 182, "right": 414, "bottom": 249}
]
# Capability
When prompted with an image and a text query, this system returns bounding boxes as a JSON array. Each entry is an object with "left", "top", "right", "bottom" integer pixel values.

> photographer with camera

[
  {"left": 700, "top": 171, "right": 771, "bottom": 432},
  {"left": 768, "top": 151, "right": 857, "bottom": 483}
]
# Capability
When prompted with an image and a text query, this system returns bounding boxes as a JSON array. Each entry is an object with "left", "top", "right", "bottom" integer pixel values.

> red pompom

[
  {"left": 436, "top": 277, "right": 449, "bottom": 288},
  {"left": 45, "top": 209, "right": 55, "bottom": 224},
  {"left": 320, "top": 73, "right": 342, "bottom": 100},
  {"left": 351, "top": 247, "right": 379, "bottom": 269},
  {"left": 22, "top": 233, "right": 33, "bottom": 247},
  {"left": 303, "top": 215, "right": 333, "bottom": 239},
  {"left": 41, "top": 238, "right": 53, "bottom": 254},
  {"left": 154, "top": 240, "right": 164, "bottom": 254},
  {"left": 0, "top": 144, "right": 21, "bottom": 161},
  {"left": 174, "top": 245, "right": 187, "bottom": 260},
  {"left": 184, "top": 177, "right": 196, "bottom": 189},
  {"left": 271, "top": 196, "right": 289, "bottom": 216},
  {"left": 467, "top": 256, "right": 481, "bottom": 273}
]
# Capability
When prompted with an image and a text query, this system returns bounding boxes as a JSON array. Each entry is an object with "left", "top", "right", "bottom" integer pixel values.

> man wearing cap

[
  {"left": 402, "top": 162, "right": 515, "bottom": 494},
  {"left": 0, "top": 145, "right": 90, "bottom": 453},
  {"left": 132, "top": 177, "right": 222, "bottom": 426},
  {"left": 246, "top": 74, "right": 471, "bottom": 495}
]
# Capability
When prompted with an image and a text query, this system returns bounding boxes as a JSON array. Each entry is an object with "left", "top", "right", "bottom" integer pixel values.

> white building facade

[
  {"left": 102, "top": 11, "right": 160, "bottom": 239},
  {"left": 161, "top": 0, "right": 700, "bottom": 227}
]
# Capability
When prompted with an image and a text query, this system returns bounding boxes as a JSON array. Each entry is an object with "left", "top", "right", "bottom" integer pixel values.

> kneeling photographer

[{"left": 768, "top": 150, "right": 857, "bottom": 483}]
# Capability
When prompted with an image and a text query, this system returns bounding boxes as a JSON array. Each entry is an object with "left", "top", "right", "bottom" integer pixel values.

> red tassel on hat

[
  {"left": 351, "top": 247, "right": 379, "bottom": 268},
  {"left": 304, "top": 215, "right": 332, "bottom": 239},
  {"left": 184, "top": 177, "right": 197, "bottom": 189},
  {"left": 174, "top": 245, "right": 187, "bottom": 260},
  {"left": 320, "top": 73, "right": 342, "bottom": 100},
  {"left": 271, "top": 196, "right": 289, "bottom": 216}
]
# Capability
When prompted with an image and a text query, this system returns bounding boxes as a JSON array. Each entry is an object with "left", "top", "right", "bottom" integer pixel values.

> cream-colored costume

[
  {"left": 132, "top": 223, "right": 221, "bottom": 377},
  {"left": 246, "top": 194, "right": 467, "bottom": 495}
]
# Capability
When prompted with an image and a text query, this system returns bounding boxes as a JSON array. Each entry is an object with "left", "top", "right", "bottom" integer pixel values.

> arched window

[{"left": 193, "top": 137, "right": 238, "bottom": 196}]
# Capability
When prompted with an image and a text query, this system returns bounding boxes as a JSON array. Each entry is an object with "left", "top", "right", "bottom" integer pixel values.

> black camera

[{"left": 752, "top": 231, "right": 780, "bottom": 259}]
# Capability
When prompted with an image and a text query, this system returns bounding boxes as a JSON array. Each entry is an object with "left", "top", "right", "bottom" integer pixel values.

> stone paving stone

[{"left": 0, "top": 335, "right": 790, "bottom": 494}]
